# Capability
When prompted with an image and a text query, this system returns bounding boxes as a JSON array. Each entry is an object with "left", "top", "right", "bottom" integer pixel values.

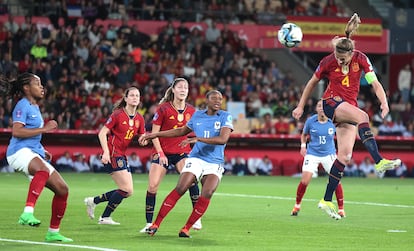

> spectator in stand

[
  {"left": 55, "top": 151, "right": 74, "bottom": 172},
  {"left": 205, "top": 21, "right": 221, "bottom": 44},
  {"left": 89, "top": 152, "right": 105, "bottom": 173},
  {"left": 223, "top": 156, "right": 233, "bottom": 175},
  {"left": 4, "top": 14, "right": 19, "bottom": 35},
  {"left": 72, "top": 153, "right": 90, "bottom": 173},
  {"left": 385, "top": 162, "right": 407, "bottom": 178},
  {"left": 358, "top": 156, "right": 376, "bottom": 177},
  {"left": 274, "top": 115, "right": 290, "bottom": 134},
  {"left": 256, "top": 155, "right": 273, "bottom": 175},
  {"left": 0, "top": 0, "right": 7, "bottom": 15},
  {"left": 128, "top": 151, "right": 144, "bottom": 173},
  {"left": 308, "top": 0, "right": 323, "bottom": 16},
  {"left": 30, "top": 38, "right": 47, "bottom": 60},
  {"left": 232, "top": 156, "right": 249, "bottom": 176},
  {"left": 343, "top": 158, "right": 359, "bottom": 177},
  {"left": 323, "top": 0, "right": 339, "bottom": 16},
  {"left": 253, "top": 112, "right": 274, "bottom": 134},
  {"left": 398, "top": 64, "right": 412, "bottom": 103}
]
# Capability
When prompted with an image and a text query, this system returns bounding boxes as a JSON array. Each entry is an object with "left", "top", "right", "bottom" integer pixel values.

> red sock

[
  {"left": 50, "top": 193, "right": 68, "bottom": 229},
  {"left": 153, "top": 189, "right": 182, "bottom": 226},
  {"left": 296, "top": 182, "right": 307, "bottom": 205},
  {"left": 26, "top": 171, "right": 49, "bottom": 207},
  {"left": 184, "top": 196, "right": 210, "bottom": 230},
  {"left": 335, "top": 183, "right": 344, "bottom": 210}
]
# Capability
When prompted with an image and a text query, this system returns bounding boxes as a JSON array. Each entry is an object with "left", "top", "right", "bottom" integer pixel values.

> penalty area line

[
  {"left": 0, "top": 238, "right": 126, "bottom": 251},
  {"left": 215, "top": 192, "right": 414, "bottom": 209}
]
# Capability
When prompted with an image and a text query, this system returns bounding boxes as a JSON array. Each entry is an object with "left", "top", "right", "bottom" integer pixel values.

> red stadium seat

[
  {"left": 280, "top": 159, "right": 300, "bottom": 176},
  {"left": 270, "top": 158, "right": 281, "bottom": 176}
]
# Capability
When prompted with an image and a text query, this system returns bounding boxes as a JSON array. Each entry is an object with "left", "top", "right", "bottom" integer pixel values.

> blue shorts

[
  {"left": 323, "top": 96, "right": 344, "bottom": 120},
  {"left": 151, "top": 153, "right": 188, "bottom": 170},
  {"left": 104, "top": 156, "right": 130, "bottom": 173}
]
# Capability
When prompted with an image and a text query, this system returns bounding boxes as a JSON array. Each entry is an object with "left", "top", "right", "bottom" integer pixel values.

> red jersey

[
  {"left": 104, "top": 109, "right": 145, "bottom": 157},
  {"left": 152, "top": 102, "right": 195, "bottom": 155},
  {"left": 316, "top": 50, "right": 374, "bottom": 106}
]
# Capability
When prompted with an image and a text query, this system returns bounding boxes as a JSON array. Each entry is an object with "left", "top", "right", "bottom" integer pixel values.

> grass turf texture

[{"left": 0, "top": 173, "right": 413, "bottom": 251}]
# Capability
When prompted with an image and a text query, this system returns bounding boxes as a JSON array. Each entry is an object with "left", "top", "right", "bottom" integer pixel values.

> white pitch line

[
  {"left": 215, "top": 192, "right": 414, "bottom": 209},
  {"left": 0, "top": 238, "right": 126, "bottom": 251}
]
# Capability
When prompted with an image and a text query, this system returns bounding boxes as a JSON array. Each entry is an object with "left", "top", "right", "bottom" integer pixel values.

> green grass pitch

[{"left": 0, "top": 173, "right": 413, "bottom": 251}]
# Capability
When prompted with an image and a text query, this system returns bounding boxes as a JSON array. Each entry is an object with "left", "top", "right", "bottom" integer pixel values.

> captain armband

[{"left": 365, "top": 71, "right": 378, "bottom": 84}]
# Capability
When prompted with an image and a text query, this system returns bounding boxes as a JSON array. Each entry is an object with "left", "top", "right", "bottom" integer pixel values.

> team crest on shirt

[
  {"left": 185, "top": 113, "right": 191, "bottom": 121},
  {"left": 352, "top": 62, "right": 359, "bottom": 72},
  {"left": 135, "top": 120, "right": 140, "bottom": 128},
  {"left": 328, "top": 128, "right": 334, "bottom": 135},
  {"left": 177, "top": 113, "right": 184, "bottom": 122},
  {"left": 117, "top": 159, "right": 124, "bottom": 168},
  {"left": 214, "top": 121, "right": 221, "bottom": 130}
]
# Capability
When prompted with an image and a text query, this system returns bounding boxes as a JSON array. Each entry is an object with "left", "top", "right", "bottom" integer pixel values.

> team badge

[
  {"left": 135, "top": 120, "right": 140, "bottom": 128},
  {"left": 214, "top": 121, "right": 221, "bottom": 130},
  {"left": 352, "top": 62, "right": 359, "bottom": 72},
  {"left": 177, "top": 113, "right": 184, "bottom": 122},
  {"left": 152, "top": 153, "right": 159, "bottom": 161},
  {"left": 333, "top": 96, "right": 342, "bottom": 102},
  {"left": 341, "top": 65, "right": 349, "bottom": 74},
  {"left": 185, "top": 113, "right": 191, "bottom": 122},
  {"left": 117, "top": 158, "right": 124, "bottom": 168}
]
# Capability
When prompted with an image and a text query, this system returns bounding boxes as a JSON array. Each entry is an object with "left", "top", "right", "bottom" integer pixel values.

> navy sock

[
  {"left": 102, "top": 189, "right": 128, "bottom": 217},
  {"left": 94, "top": 189, "right": 117, "bottom": 204},
  {"left": 358, "top": 122, "right": 382, "bottom": 163},
  {"left": 188, "top": 183, "right": 200, "bottom": 207},
  {"left": 145, "top": 191, "right": 156, "bottom": 223},
  {"left": 324, "top": 160, "right": 345, "bottom": 201}
]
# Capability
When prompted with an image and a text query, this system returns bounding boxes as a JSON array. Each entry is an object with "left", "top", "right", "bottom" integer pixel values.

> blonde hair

[
  {"left": 159, "top": 77, "right": 189, "bottom": 104},
  {"left": 332, "top": 13, "right": 361, "bottom": 53}
]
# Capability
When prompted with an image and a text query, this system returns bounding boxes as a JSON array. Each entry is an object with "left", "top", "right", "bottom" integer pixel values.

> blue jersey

[
  {"left": 186, "top": 109, "right": 233, "bottom": 164},
  {"left": 303, "top": 114, "right": 336, "bottom": 157},
  {"left": 7, "top": 98, "right": 45, "bottom": 158}
]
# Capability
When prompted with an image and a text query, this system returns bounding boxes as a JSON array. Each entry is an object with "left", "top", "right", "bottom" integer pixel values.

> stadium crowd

[{"left": 0, "top": 0, "right": 413, "bottom": 138}]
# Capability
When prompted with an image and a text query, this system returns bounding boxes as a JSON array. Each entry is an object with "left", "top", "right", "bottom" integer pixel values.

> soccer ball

[{"left": 277, "top": 23, "right": 303, "bottom": 48}]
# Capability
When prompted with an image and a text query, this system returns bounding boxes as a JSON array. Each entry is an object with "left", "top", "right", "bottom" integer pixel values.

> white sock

[{"left": 23, "top": 206, "right": 34, "bottom": 213}]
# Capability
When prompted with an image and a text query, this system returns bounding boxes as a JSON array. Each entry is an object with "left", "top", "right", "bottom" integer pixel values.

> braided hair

[{"left": 0, "top": 72, "right": 34, "bottom": 99}]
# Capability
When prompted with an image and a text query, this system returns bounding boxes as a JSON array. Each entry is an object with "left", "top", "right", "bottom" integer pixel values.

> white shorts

[
  {"left": 302, "top": 154, "right": 336, "bottom": 176},
  {"left": 181, "top": 157, "right": 224, "bottom": 182},
  {"left": 7, "top": 148, "right": 55, "bottom": 180}
]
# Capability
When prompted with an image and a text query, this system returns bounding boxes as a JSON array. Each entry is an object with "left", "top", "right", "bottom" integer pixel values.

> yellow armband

[{"left": 365, "top": 71, "right": 377, "bottom": 84}]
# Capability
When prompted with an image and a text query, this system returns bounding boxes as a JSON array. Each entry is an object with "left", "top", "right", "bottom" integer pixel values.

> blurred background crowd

[{"left": 0, "top": 0, "right": 413, "bottom": 138}]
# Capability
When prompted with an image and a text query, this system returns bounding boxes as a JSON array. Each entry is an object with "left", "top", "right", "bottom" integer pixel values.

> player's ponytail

[
  {"left": 345, "top": 13, "right": 361, "bottom": 39},
  {"left": 333, "top": 13, "right": 360, "bottom": 54}
]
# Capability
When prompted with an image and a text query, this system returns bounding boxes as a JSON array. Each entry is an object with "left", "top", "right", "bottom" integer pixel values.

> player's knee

[{"left": 147, "top": 181, "right": 160, "bottom": 193}]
